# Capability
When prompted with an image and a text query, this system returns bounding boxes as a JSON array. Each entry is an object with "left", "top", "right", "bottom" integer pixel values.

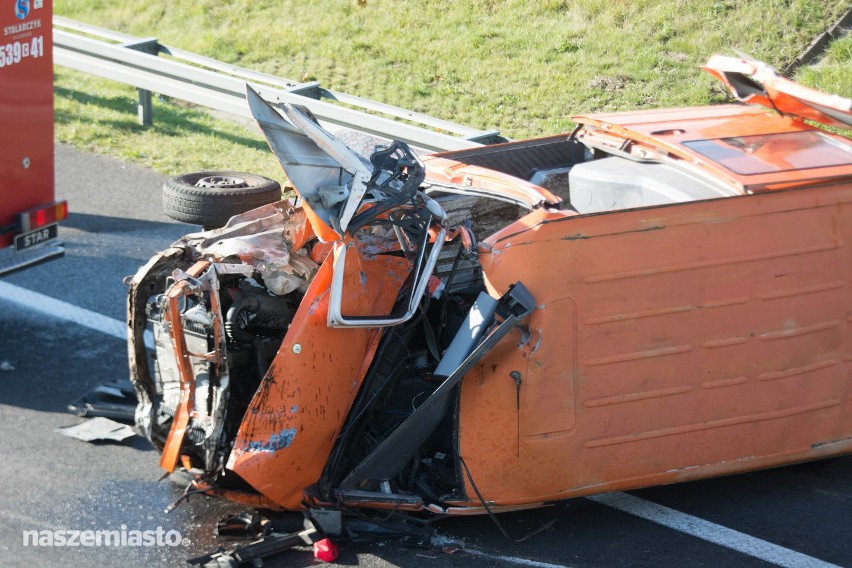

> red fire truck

[{"left": 0, "top": 0, "right": 66, "bottom": 275}]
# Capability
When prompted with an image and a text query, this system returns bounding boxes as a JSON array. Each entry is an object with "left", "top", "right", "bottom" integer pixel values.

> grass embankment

[{"left": 54, "top": 0, "right": 851, "bottom": 178}]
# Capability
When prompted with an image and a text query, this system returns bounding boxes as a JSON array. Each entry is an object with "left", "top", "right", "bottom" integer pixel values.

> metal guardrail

[
  {"left": 782, "top": 6, "right": 852, "bottom": 74},
  {"left": 53, "top": 17, "right": 504, "bottom": 153}
]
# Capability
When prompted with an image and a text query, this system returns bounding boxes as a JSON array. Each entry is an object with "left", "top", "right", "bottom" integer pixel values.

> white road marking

[
  {"left": 0, "top": 281, "right": 152, "bottom": 348},
  {"left": 466, "top": 548, "right": 572, "bottom": 568},
  {"left": 0, "top": 280, "right": 844, "bottom": 568},
  {"left": 0, "top": 282, "right": 575, "bottom": 568},
  {"left": 588, "top": 492, "right": 841, "bottom": 568},
  {"left": 0, "top": 508, "right": 64, "bottom": 532}
]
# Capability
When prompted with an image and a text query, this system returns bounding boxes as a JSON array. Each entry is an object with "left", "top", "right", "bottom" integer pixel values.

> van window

[{"left": 683, "top": 131, "right": 852, "bottom": 175}]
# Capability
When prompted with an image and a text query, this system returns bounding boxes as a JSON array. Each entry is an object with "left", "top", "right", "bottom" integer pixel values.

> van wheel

[{"left": 162, "top": 171, "right": 282, "bottom": 229}]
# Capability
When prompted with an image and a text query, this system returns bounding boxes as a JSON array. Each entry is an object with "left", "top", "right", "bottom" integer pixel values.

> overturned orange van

[{"left": 128, "top": 56, "right": 852, "bottom": 519}]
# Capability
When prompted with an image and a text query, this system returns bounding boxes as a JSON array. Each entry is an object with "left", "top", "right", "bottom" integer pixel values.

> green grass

[
  {"left": 54, "top": 0, "right": 852, "bottom": 176},
  {"left": 54, "top": 68, "right": 283, "bottom": 178},
  {"left": 796, "top": 33, "right": 852, "bottom": 97}
]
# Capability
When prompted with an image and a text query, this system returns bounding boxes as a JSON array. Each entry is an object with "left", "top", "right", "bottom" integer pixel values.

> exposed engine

[
  {"left": 145, "top": 269, "right": 300, "bottom": 475},
  {"left": 127, "top": 92, "right": 534, "bottom": 515}
]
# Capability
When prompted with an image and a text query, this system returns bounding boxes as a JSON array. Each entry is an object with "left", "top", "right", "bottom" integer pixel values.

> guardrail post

[
  {"left": 120, "top": 37, "right": 161, "bottom": 126},
  {"left": 136, "top": 89, "right": 153, "bottom": 127}
]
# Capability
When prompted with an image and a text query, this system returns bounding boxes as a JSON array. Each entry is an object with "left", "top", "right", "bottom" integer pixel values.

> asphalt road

[{"left": 1, "top": 144, "right": 851, "bottom": 567}]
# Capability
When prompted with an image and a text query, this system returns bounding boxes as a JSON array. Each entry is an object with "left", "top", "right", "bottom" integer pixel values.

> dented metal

[{"left": 128, "top": 58, "right": 852, "bottom": 523}]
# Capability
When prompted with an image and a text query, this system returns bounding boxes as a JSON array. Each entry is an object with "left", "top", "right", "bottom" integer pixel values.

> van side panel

[{"left": 457, "top": 184, "right": 852, "bottom": 505}]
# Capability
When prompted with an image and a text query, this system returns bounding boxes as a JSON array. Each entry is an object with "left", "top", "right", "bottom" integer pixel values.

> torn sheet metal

[
  {"left": 704, "top": 54, "right": 852, "bottom": 128},
  {"left": 126, "top": 56, "right": 852, "bottom": 531},
  {"left": 177, "top": 201, "right": 319, "bottom": 295}
]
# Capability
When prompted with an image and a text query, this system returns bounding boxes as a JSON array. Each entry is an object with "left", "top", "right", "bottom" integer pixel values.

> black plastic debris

[
  {"left": 215, "top": 512, "right": 263, "bottom": 539},
  {"left": 189, "top": 509, "right": 464, "bottom": 567},
  {"left": 189, "top": 518, "right": 320, "bottom": 568},
  {"left": 68, "top": 378, "right": 137, "bottom": 422}
]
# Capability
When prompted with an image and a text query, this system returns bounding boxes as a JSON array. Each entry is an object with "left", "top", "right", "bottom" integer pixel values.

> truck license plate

[{"left": 14, "top": 224, "right": 58, "bottom": 252}]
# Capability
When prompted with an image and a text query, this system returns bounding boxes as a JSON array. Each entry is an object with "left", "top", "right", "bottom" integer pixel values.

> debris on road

[
  {"left": 215, "top": 512, "right": 263, "bottom": 539},
  {"left": 313, "top": 538, "right": 339, "bottom": 562},
  {"left": 57, "top": 417, "right": 136, "bottom": 443},
  {"left": 190, "top": 510, "right": 463, "bottom": 567},
  {"left": 0, "top": 360, "right": 14, "bottom": 371},
  {"left": 188, "top": 518, "right": 321, "bottom": 568},
  {"left": 67, "top": 378, "right": 138, "bottom": 422}
]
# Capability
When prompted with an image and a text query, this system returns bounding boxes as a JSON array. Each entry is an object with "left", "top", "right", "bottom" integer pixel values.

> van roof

[{"left": 574, "top": 104, "right": 852, "bottom": 192}]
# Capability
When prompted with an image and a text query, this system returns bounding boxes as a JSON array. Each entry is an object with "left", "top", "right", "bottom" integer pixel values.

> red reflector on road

[{"left": 313, "top": 538, "right": 339, "bottom": 563}]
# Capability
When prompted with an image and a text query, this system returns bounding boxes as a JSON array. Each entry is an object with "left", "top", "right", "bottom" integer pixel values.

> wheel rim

[{"left": 195, "top": 175, "right": 249, "bottom": 189}]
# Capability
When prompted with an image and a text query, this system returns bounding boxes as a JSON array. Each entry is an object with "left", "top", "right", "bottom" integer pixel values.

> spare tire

[{"left": 162, "top": 171, "right": 282, "bottom": 229}]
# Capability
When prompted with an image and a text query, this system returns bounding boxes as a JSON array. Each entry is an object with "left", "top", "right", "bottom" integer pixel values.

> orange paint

[
  {"left": 453, "top": 180, "right": 852, "bottom": 506},
  {"left": 159, "top": 260, "right": 211, "bottom": 472},
  {"left": 227, "top": 243, "right": 411, "bottom": 509},
  {"left": 131, "top": 59, "right": 852, "bottom": 516}
]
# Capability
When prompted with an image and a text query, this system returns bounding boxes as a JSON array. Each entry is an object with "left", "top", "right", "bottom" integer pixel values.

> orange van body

[
  {"left": 128, "top": 57, "right": 852, "bottom": 515},
  {"left": 460, "top": 175, "right": 852, "bottom": 506}
]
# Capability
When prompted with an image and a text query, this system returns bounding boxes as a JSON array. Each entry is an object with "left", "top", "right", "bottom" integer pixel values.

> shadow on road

[{"left": 63, "top": 212, "right": 195, "bottom": 235}]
